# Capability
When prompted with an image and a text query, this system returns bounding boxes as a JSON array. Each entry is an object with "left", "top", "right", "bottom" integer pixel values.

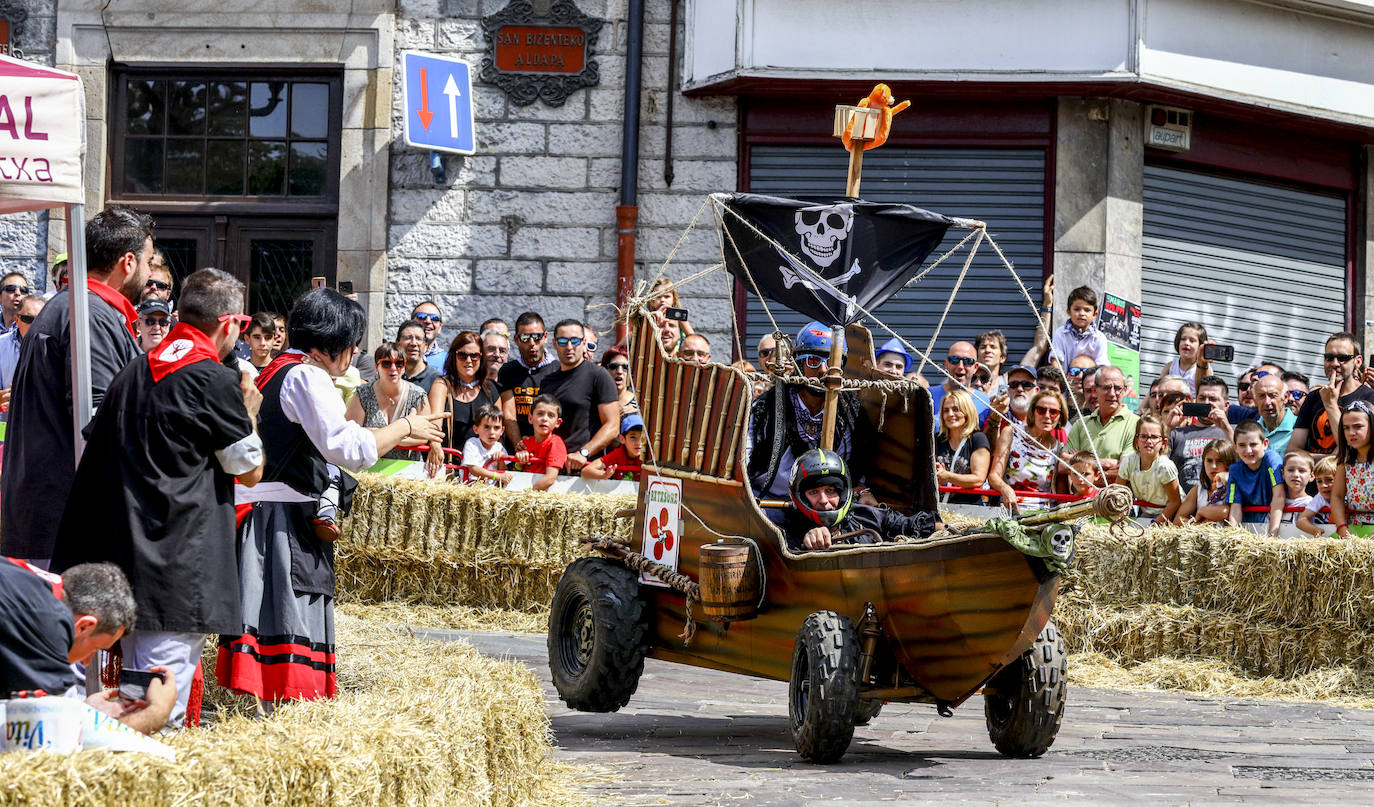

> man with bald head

[
  {"left": 929, "top": 340, "right": 991, "bottom": 428},
  {"left": 1065, "top": 365, "right": 1138, "bottom": 482},
  {"left": 1251, "top": 372, "right": 1297, "bottom": 456}
]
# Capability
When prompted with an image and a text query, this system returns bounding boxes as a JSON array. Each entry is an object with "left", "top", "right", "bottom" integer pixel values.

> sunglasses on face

[
  {"left": 555, "top": 336, "right": 584, "bottom": 347},
  {"left": 2, "top": 284, "right": 30, "bottom": 295},
  {"left": 455, "top": 351, "right": 482, "bottom": 362},
  {"left": 413, "top": 312, "right": 442, "bottom": 323},
  {"left": 142, "top": 316, "right": 168, "bottom": 328},
  {"left": 607, "top": 362, "right": 630, "bottom": 372},
  {"left": 1326, "top": 353, "right": 1359, "bottom": 363},
  {"left": 800, "top": 354, "right": 827, "bottom": 370},
  {"left": 377, "top": 359, "right": 403, "bottom": 370},
  {"left": 1067, "top": 366, "right": 1094, "bottom": 378},
  {"left": 144, "top": 279, "right": 171, "bottom": 291},
  {"left": 946, "top": 356, "right": 976, "bottom": 367},
  {"left": 516, "top": 332, "right": 545, "bottom": 343},
  {"left": 1289, "top": 389, "right": 1307, "bottom": 399},
  {"left": 218, "top": 313, "right": 252, "bottom": 327},
  {"left": 1008, "top": 380, "right": 1037, "bottom": 390},
  {"left": 1033, "top": 404, "right": 1061, "bottom": 417},
  {"left": 585, "top": 341, "right": 597, "bottom": 351},
  {"left": 19, "top": 314, "right": 35, "bottom": 324},
  {"left": 758, "top": 347, "right": 776, "bottom": 358}
]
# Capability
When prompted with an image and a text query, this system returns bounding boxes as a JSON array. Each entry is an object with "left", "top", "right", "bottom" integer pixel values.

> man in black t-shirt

[
  {"left": 498, "top": 311, "right": 558, "bottom": 446},
  {"left": 1291, "top": 332, "right": 1374, "bottom": 455},
  {"left": 539, "top": 319, "right": 620, "bottom": 473}
]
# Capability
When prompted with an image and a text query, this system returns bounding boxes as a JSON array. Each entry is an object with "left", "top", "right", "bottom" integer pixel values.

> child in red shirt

[
  {"left": 515, "top": 394, "right": 566, "bottom": 491},
  {"left": 581, "top": 413, "right": 645, "bottom": 481}
]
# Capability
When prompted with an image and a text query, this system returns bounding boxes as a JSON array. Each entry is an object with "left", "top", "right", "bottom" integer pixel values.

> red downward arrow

[{"left": 417, "top": 67, "right": 434, "bottom": 130}]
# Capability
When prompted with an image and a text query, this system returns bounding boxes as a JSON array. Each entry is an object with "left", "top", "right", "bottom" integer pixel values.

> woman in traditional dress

[
  {"left": 428, "top": 331, "right": 497, "bottom": 461},
  {"left": 347, "top": 341, "right": 440, "bottom": 474},
  {"left": 218, "top": 289, "right": 447, "bottom": 709}
]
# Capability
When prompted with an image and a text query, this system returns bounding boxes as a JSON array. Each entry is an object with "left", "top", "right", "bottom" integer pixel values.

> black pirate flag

[{"left": 716, "top": 193, "right": 954, "bottom": 327}]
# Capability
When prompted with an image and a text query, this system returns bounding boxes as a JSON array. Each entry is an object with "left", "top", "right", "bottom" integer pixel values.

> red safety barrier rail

[{"left": 936, "top": 485, "right": 1322, "bottom": 514}]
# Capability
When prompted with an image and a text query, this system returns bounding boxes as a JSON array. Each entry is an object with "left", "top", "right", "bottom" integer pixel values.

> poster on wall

[{"left": 1100, "top": 292, "right": 1142, "bottom": 411}]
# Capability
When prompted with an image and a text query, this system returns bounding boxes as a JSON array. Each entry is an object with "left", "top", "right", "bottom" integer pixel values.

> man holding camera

[{"left": 1167, "top": 375, "right": 1233, "bottom": 493}]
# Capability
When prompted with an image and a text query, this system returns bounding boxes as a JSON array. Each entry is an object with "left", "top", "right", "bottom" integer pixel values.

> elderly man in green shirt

[{"left": 1065, "top": 365, "right": 1139, "bottom": 483}]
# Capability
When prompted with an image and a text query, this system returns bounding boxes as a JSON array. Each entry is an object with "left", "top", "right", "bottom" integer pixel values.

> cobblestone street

[{"left": 447, "top": 630, "right": 1374, "bottom": 806}]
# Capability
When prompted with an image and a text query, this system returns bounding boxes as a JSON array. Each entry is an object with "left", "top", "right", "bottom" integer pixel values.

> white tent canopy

[{"left": 0, "top": 53, "right": 94, "bottom": 459}]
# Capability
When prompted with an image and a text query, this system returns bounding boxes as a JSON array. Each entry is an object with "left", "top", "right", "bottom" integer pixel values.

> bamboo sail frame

[{"left": 630, "top": 311, "right": 750, "bottom": 482}]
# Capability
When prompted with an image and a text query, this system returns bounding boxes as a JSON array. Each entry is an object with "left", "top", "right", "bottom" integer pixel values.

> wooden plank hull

[
  {"left": 637, "top": 476, "right": 1055, "bottom": 705},
  {"left": 625, "top": 311, "right": 1056, "bottom": 707}
]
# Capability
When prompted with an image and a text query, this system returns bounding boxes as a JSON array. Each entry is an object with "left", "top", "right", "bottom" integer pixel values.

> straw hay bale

[
  {"left": 0, "top": 613, "right": 585, "bottom": 807},
  {"left": 337, "top": 474, "right": 633, "bottom": 611},
  {"left": 1065, "top": 523, "right": 1374, "bottom": 629},
  {"left": 1056, "top": 594, "right": 1374, "bottom": 679},
  {"left": 1068, "top": 652, "right": 1374, "bottom": 710}
]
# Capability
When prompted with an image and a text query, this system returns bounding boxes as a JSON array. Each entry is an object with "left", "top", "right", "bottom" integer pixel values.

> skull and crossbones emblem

[{"left": 795, "top": 204, "right": 854, "bottom": 268}]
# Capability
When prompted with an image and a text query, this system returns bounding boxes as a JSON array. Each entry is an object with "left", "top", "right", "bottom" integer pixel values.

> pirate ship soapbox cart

[{"left": 547, "top": 98, "right": 1131, "bottom": 764}]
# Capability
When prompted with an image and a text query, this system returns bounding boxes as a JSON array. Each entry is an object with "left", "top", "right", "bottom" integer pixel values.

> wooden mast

[{"left": 819, "top": 103, "right": 881, "bottom": 451}]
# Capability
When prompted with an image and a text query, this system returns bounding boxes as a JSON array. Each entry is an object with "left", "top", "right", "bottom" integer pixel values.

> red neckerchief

[
  {"left": 86, "top": 277, "right": 137, "bottom": 338},
  {"left": 4, "top": 557, "right": 62, "bottom": 599},
  {"left": 256, "top": 351, "right": 306, "bottom": 391},
  {"left": 147, "top": 322, "right": 220, "bottom": 383}
]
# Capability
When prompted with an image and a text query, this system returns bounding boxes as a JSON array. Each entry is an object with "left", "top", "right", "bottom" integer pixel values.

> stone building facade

[
  {"left": 2, "top": 0, "right": 736, "bottom": 356},
  {"left": 388, "top": 0, "right": 737, "bottom": 353}
]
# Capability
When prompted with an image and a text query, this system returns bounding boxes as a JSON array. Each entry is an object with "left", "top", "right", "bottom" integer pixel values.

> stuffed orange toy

[{"left": 842, "top": 83, "right": 910, "bottom": 152}]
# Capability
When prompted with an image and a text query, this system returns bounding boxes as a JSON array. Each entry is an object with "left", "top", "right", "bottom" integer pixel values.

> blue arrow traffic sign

[{"left": 402, "top": 52, "right": 476, "bottom": 155}]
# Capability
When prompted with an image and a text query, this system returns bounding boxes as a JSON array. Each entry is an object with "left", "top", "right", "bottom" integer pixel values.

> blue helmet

[
  {"left": 795, "top": 321, "right": 844, "bottom": 357},
  {"left": 876, "top": 337, "right": 913, "bottom": 373}
]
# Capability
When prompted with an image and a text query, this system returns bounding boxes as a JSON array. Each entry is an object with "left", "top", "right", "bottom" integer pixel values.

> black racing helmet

[{"left": 788, "top": 448, "right": 853, "bottom": 528}]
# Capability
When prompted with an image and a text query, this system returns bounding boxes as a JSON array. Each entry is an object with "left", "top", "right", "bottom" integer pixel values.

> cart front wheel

[
  {"left": 547, "top": 557, "right": 649, "bottom": 712},
  {"left": 983, "top": 620, "right": 1067, "bottom": 758},
  {"left": 789, "top": 610, "right": 860, "bottom": 763}
]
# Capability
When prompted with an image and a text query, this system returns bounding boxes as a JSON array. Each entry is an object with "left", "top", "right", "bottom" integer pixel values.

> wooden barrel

[{"left": 699, "top": 541, "right": 758, "bottom": 622}]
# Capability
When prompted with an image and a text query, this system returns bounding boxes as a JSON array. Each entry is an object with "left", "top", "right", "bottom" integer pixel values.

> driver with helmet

[{"left": 784, "top": 449, "right": 938, "bottom": 552}]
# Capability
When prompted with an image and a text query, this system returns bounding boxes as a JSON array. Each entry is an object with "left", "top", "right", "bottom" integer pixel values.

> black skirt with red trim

[{"left": 217, "top": 500, "right": 337, "bottom": 701}]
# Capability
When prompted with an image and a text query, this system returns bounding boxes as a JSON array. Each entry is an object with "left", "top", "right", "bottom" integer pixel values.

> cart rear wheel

[
  {"left": 983, "top": 621, "right": 1067, "bottom": 758},
  {"left": 547, "top": 557, "right": 649, "bottom": 712},
  {"left": 788, "top": 611, "right": 860, "bottom": 763}
]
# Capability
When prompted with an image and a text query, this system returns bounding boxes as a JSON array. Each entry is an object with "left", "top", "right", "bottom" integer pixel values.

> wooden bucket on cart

[{"left": 699, "top": 541, "right": 759, "bottom": 622}]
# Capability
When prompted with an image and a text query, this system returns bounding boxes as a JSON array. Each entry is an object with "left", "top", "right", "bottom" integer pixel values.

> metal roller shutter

[
  {"left": 744, "top": 146, "right": 1046, "bottom": 380},
  {"left": 1140, "top": 165, "right": 1347, "bottom": 386}
]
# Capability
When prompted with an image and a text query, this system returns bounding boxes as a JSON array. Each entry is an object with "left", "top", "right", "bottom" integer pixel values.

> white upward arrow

[{"left": 443, "top": 74, "right": 462, "bottom": 139}]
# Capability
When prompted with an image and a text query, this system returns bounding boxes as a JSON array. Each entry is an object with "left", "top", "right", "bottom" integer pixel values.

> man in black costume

[
  {"left": 746, "top": 321, "right": 876, "bottom": 505},
  {"left": 50, "top": 268, "right": 265, "bottom": 729},
  {"left": 1, "top": 208, "right": 150, "bottom": 567}
]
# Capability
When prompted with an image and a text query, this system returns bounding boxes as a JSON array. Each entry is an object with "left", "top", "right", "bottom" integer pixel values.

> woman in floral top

[{"left": 989, "top": 389, "right": 1067, "bottom": 513}]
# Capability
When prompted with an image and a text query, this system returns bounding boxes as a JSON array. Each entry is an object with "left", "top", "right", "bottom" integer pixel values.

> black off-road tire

[
  {"left": 983, "top": 620, "right": 1068, "bottom": 758},
  {"left": 547, "top": 557, "right": 649, "bottom": 712},
  {"left": 788, "top": 611, "right": 861, "bottom": 763},
  {"left": 853, "top": 699, "right": 884, "bottom": 726}
]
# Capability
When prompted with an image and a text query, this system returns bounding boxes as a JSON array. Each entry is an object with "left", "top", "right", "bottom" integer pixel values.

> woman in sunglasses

[
  {"left": 345, "top": 341, "right": 442, "bottom": 475},
  {"left": 600, "top": 346, "right": 639, "bottom": 416},
  {"left": 428, "top": 330, "right": 497, "bottom": 466},
  {"left": 988, "top": 389, "right": 1068, "bottom": 513}
]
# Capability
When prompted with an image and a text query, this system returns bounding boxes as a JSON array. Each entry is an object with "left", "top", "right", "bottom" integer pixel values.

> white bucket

[{"left": 3, "top": 696, "right": 84, "bottom": 752}]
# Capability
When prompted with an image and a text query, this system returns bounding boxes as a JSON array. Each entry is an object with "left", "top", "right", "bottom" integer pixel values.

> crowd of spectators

[{"left": 5, "top": 205, "right": 1374, "bottom": 738}]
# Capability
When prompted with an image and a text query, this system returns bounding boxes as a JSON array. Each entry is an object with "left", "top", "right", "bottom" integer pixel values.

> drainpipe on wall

[{"left": 615, "top": 0, "right": 646, "bottom": 344}]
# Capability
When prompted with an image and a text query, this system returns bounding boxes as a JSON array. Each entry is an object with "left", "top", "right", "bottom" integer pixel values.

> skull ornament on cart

[{"left": 794, "top": 204, "right": 854, "bottom": 268}]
